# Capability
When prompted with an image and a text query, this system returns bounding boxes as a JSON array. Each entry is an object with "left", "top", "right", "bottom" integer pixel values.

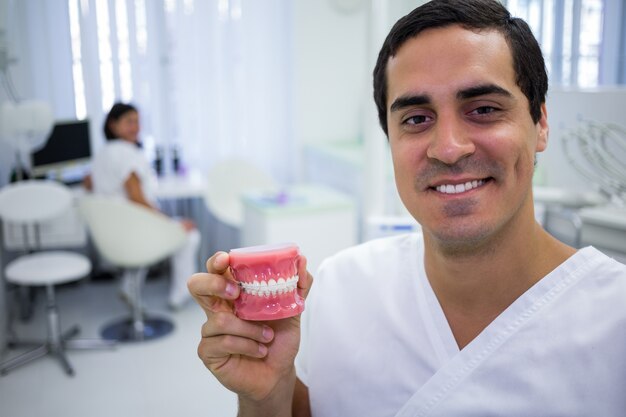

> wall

[
  {"left": 291, "top": 1, "right": 368, "bottom": 147},
  {"left": 291, "top": 0, "right": 424, "bottom": 220},
  {"left": 291, "top": 0, "right": 424, "bottom": 148},
  {"left": 541, "top": 88, "right": 626, "bottom": 191}
]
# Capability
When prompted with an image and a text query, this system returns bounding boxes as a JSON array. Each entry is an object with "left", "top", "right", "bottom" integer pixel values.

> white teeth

[
  {"left": 239, "top": 275, "right": 299, "bottom": 297},
  {"left": 436, "top": 179, "right": 485, "bottom": 194},
  {"left": 277, "top": 278, "right": 286, "bottom": 294},
  {"left": 260, "top": 280, "right": 269, "bottom": 296}
]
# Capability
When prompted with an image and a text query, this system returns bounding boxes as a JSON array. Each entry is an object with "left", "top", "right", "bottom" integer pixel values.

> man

[{"left": 188, "top": 1, "right": 626, "bottom": 416}]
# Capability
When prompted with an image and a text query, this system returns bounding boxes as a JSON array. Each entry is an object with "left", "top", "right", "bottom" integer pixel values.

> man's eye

[
  {"left": 404, "top": 115, "right": 429, "bottom": 125},
  {"left": 472, "top": 106, "right": 497, "bottom": 115}
]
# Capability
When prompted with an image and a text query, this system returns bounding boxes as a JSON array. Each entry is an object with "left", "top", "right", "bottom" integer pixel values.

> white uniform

[
  {"left": 296, "top": 233, "right": 626, "bottom": 417},
  {"left": 90, "top": 139, "right": 199, "bottom": 308},
  {"left": 91, "top": 139, "right": 158, "bottom": 205}
]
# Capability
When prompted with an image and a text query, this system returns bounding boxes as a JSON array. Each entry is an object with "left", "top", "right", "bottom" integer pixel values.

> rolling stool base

[
  {"left": 101, "top": 317, "right": 174, "bottom": 342},
  {"left": 1, "top": 325, "right": 115, "bottom": 376}
]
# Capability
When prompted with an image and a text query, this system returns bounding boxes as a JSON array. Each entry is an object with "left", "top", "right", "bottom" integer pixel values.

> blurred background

[{"left": 0, "top": 0, "right": 625, "bottom": 416}]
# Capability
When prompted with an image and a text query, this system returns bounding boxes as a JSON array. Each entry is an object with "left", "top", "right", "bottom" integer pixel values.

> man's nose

[{"left": 426, "top": 115, "right": 475, "bottom": 165}]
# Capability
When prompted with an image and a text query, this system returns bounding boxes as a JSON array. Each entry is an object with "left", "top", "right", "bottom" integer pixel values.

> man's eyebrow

[
  {"left": 390, "top": 94, "right": 431, "bottom": 113},
  {"left": 457, "top": 84, "right": 513, "bottom": 100}
]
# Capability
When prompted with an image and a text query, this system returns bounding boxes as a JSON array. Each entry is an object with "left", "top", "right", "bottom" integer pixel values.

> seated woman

[{"left": 87, "top": 102, "right": 199, "bottom": 309}]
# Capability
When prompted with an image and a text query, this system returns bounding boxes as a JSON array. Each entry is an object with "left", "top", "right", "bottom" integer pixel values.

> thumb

[{"left": 297, "top": 255, "right": 314, "bottom": 300}]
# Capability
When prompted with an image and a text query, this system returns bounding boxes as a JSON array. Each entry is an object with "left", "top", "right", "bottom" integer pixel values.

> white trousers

[{"left": 168, "top": 228, "right": 201, "bottom": 307}]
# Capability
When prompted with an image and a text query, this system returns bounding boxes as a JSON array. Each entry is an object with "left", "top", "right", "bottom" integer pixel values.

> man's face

[{"left": 386, "top": 25, "right": 548, "bottom": 251}]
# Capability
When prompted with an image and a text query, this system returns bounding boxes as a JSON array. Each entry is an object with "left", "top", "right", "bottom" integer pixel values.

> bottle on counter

[{"left": 154, "top": 146, "right": 164, "bottom": 177}]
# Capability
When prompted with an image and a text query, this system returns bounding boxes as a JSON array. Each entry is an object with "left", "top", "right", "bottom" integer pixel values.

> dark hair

[
  {"left": 103, "top": 102, "right": 138, "bottom": 140},
  {"left": 373, "top": 0, "right": 547, "bottom": 136}
]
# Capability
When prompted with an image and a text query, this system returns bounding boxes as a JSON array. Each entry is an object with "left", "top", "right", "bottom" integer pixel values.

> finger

[
  {"left": 297, "top": 255, "right": 314, "bottom": 300},
  {"left": 202, "top": 311, "right": 274, "bottom": 343},
  {"left": 188, "top": 272, "right": 240, "bottom": 300},
  {"left": 198, "top": 333, "right": 268, "bottom": 362},
  {"left": 187, "top": 273, "right": 240, "bottom": 316},
  {"left": 206, "top": 251, "right": 231, "bottom": 275},
  {"left": 199, "top": 313, "right": 273, "bottom": 360}
]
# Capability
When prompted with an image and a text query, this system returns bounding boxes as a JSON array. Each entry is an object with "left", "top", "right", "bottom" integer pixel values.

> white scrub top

[
  {"left": 296, "top": 233, "right": 626, "bottom": 417},
  {"left": 91, "top": 139, "right": 158, "bottom": 206}
]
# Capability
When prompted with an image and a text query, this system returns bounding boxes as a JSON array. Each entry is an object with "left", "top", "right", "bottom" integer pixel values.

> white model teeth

[
  {"left": 436, "top": 179, "right": 485, "bottom": 194},
  {"left": 239, "top": 275, "right": 299, "bottom": 297}
]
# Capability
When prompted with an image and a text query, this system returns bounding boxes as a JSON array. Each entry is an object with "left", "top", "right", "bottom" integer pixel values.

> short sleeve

[{"left": 91, "top": 141, "right": 154, "bottom": 200}]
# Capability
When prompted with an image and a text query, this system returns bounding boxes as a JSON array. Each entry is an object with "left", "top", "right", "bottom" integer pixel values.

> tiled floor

[{"left": 0, "top": 275, "right": 238, "bottom": 417}]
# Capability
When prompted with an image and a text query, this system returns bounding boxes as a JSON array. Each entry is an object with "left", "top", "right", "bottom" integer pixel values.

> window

[
  {"left": 95, "top": 0, "right": 115, "bottom": 111},
  {"left": 504, "top": 0, "right": 622, "bottom": 87},
  {"left": 68, "top": 0, "right": 87, "bottom": 119},
  {"left": 115, "top": 0, "right": 133, "bottom": 102},
  {"left": 65, "top": 0, "right": 294, "bottom": 181}
]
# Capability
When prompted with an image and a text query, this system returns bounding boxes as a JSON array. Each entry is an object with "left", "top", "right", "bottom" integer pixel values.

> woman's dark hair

[
  {"left": 103, "top": 102, "right": 138, "bottom": 140},
  {"left": 373, "top": 0, "right": 548, "bottom": 136}
]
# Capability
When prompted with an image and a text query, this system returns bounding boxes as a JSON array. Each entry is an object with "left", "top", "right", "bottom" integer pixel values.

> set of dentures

[{"left": 239, "top": 275, "right": 299, "bottom": 296}]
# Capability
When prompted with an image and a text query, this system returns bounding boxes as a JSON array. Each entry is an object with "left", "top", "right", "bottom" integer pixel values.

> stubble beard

[{"left": 413, "top": 156, "right": 506, "bottom": 257}]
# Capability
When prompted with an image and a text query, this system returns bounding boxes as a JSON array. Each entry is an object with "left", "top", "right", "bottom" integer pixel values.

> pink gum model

[{"left": 229, "top": 243, "right": 304, "bottom": 321}]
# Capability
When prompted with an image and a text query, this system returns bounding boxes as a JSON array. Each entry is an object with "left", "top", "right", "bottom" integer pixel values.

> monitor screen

[{"left": 31, "top": 120, "right": 92, "bottom": 181}]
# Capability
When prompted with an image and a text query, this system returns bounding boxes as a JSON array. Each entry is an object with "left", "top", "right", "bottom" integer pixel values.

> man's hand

[{"left": 188, "top": 251, "right": 313, "bottom": 414}]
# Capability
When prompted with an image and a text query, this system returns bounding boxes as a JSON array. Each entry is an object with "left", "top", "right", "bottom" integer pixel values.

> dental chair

[
  {"left": 79, "top": 196, "right": 186, "bottom": 342},
  {"left": 203, "top": 158, "right": 277, "bottom": 228}
]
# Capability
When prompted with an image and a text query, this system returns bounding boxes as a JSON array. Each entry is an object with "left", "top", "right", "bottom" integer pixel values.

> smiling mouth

[{"left": 432, "top": 178, "right": 490, "bottom": 194}]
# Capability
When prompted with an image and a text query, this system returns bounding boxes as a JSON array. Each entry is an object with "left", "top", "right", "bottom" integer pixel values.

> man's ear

[{"left": 536, "top": 103, "right": 548, "bottom": 153}]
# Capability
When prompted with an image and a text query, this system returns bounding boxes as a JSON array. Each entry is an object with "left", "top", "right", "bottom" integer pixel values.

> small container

[
  {"left": 171, "top": 145, "right": 180, "bottom": 174},
  {"left": 229, "top": 243, "right": 304, "bottom": 321},
  {"left": 153, "top": 146, "right": 164, "bottom": 177}
]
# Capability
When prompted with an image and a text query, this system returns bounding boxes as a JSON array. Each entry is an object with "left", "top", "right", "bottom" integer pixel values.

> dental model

[{"left": 229, "top": 243, "right": 304, "bottom": 321}]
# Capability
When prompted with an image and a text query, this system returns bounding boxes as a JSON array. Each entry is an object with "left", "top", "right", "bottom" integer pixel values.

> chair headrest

[{"left": 204, "top": 159, "right": 277, "bottom": 227}]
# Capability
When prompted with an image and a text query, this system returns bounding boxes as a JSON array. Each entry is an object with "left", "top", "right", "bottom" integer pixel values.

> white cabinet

[
  {"left": 579, "top": 206, "right": 626, "bottom": 264},
  {"left": 242, "top": 184, "right": 357, "bottom": 274}
]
